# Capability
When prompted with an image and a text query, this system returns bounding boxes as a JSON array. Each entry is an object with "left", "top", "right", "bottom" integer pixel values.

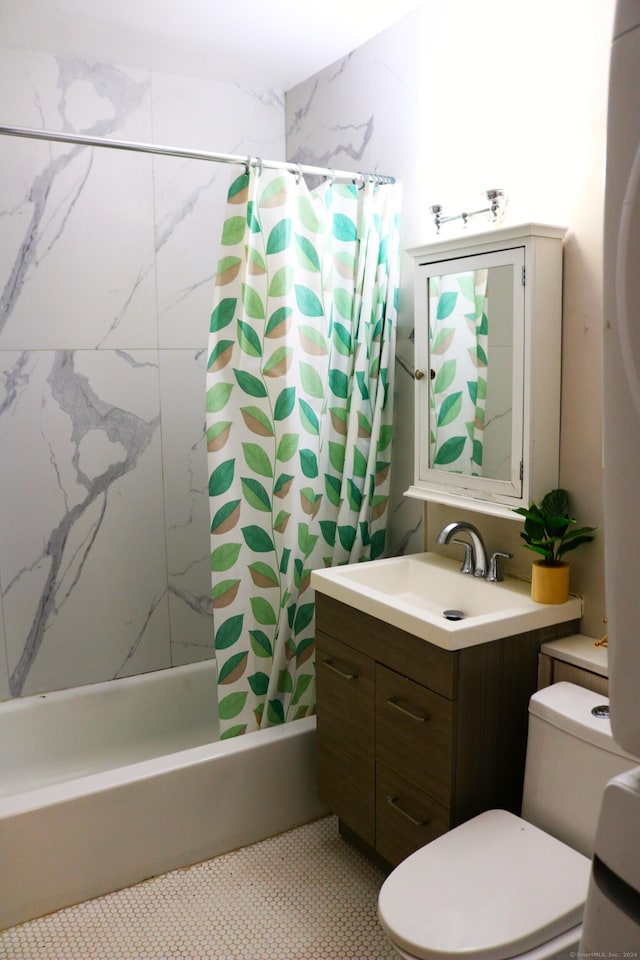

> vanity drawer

[
  {"left": 376, "top": 761, "right": 450, "bottom": 866},
  {"left": 376, "top": 664, "right": 454, "bottom": 807}
]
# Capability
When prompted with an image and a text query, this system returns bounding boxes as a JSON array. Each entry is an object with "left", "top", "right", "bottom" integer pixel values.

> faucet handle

[
  {"left": 486, "top": 551, "right": 513, "bottom": 582},
  {"left": 451, "top": 538, "right": 475, "bottom": 575}
]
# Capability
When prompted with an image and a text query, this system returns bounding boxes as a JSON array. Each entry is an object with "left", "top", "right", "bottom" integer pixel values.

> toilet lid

[{"left": 378, "top": 810, "right": 591, "bottom": 960}]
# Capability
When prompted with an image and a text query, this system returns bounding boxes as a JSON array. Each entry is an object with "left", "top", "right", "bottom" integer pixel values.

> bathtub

[{"left": 0, "top": 660, "right": 326, "bottom": 930}]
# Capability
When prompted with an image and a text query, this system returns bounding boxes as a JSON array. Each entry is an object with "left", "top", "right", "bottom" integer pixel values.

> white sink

[{"left": 311, "top": 552, "right": 583, "bottom": 650}]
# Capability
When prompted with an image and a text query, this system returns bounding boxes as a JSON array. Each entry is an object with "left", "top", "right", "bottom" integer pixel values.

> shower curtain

[
  {"left": 429, "top": 269, "right": 489, "bottom": 474},
  {"left": 206, "top": 166, "right": 401, "bottom": 737}
]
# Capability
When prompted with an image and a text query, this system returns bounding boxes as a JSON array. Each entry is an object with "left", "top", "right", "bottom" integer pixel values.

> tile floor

[{"left": 0, "top": 816, "right": 397, "bottom": 960}]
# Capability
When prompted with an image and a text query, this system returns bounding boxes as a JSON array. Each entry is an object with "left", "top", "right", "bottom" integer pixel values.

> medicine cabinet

[{"left": 405, "top": 223, "right": 567, "bottom": 519}]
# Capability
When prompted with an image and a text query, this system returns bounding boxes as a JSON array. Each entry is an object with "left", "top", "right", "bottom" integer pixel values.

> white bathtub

[{"left": 0, "top": 660, "right": 326, "bottom": 930}]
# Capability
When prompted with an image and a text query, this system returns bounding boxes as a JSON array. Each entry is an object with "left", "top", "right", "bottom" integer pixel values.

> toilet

[{"left": 378, "top": 682, "right": 638, "bottom": 960}]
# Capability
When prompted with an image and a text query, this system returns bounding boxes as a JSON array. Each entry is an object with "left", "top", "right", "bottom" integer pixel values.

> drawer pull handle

[
  {"left": 386, "top": 795, "right": 430, "bottom": 827},
  {"left": 387, "top": 697, "right": 429, "bottom": 723},
  {"left": 324, "top": 659, "right": 357, "bottom": 681}
]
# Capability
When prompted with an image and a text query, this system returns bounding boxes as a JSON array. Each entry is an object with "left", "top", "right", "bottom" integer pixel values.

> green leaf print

[
  {"left": 221, "top": 216, "right": 246, "bottom": 246},
  {"left": 250, "top": 630, "right": 273, "bottom": 658},
  {"left": 273, "top": 473, "right": 293, "bottom": 498},
  {"left": 251, "top": 597, "right": 277, "bottom": 625},
  {"left": 234, "top": 369, "right": 268, "bottom": 398},
  {"left": 248, "top": 672, "right": 270, "bottom": 696},
  {"left": 249, "top": 561, "right": 280, "bottom": 587},
  {"left": 241, "top": 477, "right": 271, "bottom": 512},
  {"left": 299, "top": 362, "right": 324, "bottom": 399},
  {"left": 434, "top": 436, "right": 466, "bottom": 465},
  {"left": 208, "top": 339, "right": 234, "bottom": 371},
  {"left": 206, "top": 382, "right": 233, "bottom": 413},
  {"left": 334, "top": 288, "right": 353, "bottom": 320},
  {"left": 352, "top": 447, "right": 368, "bottom": 478},
  {"left": 377, "top": 424, "right": 393, "bottom": 452},
  {"left": 332, "top": 323, "right": 352, "bottom": 356},
  {"left": 295, "top": 234, "right": 321, "bottom": 272},
  {"left": 329, "top": 441, "right": 345, "bottom": 473},
  {"left": 347, "top": 479, "right": 363, "bottom": 511},
  {"left": 246, "top": 201, "right": 261, "bottom": 233},
  {"left": 295, "top": 284, "right": 324, "bottom": 317},
  {"left": 265, "top": 306, "right": 292, "bottom": 338},
  {"left": 431, "top": 327, "right": 455, "bottom": 355},
  {"left": 259, "top": 176, "right": 288, "bottom": 207},
  {"left": 267, "top": 700, "right": 285, "bottom": 725},
  {"left": 221, "top": 724, "right": 248, "bottom": 740},
  {"left": 208, "top": 458, "right": 235, "bottom": 497},
  {"left": 298, "top": 195, "right": 322, "bottom": 232},
  {"left": 291, "top": 673, "right": 313, "bottom": 706},
  {"left": 299, "top": 448, "right": 318, "bottom": 478},
  {"left": 299, "top": 398, "right": 319, "bottom": 434},
  {"left": 240, "top": 406, "right": 274, "bottom": 437},
  {"left": 238, "top": 320, "right": 262, "bottom": 357},
  {"left": 263, "top": 346, "right": 292, "bottom": 377},
  {"left": 215, "top": 614, "right": 244, "bottom": 650},
  {"left": 210, "top": 542, "right": 241, "bottom": 571},
  {"left": 433, "top": 359, "right": 456, "bottom": 394},
  {"left": 210, "top": 499, "right": 241, "bottom": 534},
  {"left": 218, "top": 692, "right": 248, "bottom": 720},
  {"left": 273, "top": 386, "right": 296, "bottom": 420},
  {"left": 211, "top": 579, "right": 240, "bottom": 608},
  {"left": 266, "top": 219, "right": 292, "bottom": 255},
  {"left": 242, "top": 525, "right": 275, "bottom": 552},
  {"left": 277, "top": 669, "right": 293, "bottom": 693},
  {"left": 370, "top": 529, "right": 386, "bottom": 560},
  {"left": 333, "top": 212, "right": 358, "bottom": 242},
  {"left": 298, "top": 325, "right": 327, "bottom": 356},
  {"left": 457, "top": 274, "right": 475, "bottom": 302},
  {"left": 276, "top": 433, "right": 298, "bottom": 462},
  {"left": 268, "top": 266, "right": 293, "bottom": 298},
  {"left": 437, "top": 291, "right": 458, "bottom": 320},
  {"left": 294, "top": 602, "right": 314, "bottom": 635},
  {"left": 437, "top": 391, "right": 463, "bottom": 427},
  {"left": 338, "top": 525, "right": 356, "bottom": 551},
  {"left": 217, "top": 652, "right": 248, "bottom": 685},
  {"left": 227, "top": 172, "right": 249, "bottom": 201},
  {"left": 210, "top": 298, "right": 237, "bottom": 332},
  {"left": 324, "top": 474, "right": 342, "bottom": 507},
  {"left": 241, "top": 283, "right": 265, "bottom": 320},
  {"left": 242, "top": 442, "right": 273, "bottom": 477},
  {"left": 319, "top": 520, "right": 337, "bottom": 546},
  {"left": 329, "top": 369, "right": 349, "bottom": 399}
]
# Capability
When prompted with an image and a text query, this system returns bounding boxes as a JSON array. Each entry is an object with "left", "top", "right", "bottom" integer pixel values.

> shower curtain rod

[{"left": 0, "top": 123, "right": 395, "bottom": 184}]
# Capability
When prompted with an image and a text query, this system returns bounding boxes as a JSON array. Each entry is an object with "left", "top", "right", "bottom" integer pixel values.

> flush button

[{"left": 591, "top": 704, "right": 610, "bottom": 719}]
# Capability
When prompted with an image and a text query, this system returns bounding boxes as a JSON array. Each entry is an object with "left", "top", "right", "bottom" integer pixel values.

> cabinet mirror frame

[
  {"left": 405, "top": 223, "right": 567, "bottom": 520},
  {"left": 414, "top": 246, "right": 526, "bottom": 500}
]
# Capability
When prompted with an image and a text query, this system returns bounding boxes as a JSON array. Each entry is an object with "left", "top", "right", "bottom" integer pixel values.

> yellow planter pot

[{"left": 531, "top": 560, "right": 570, "bottom": 604}]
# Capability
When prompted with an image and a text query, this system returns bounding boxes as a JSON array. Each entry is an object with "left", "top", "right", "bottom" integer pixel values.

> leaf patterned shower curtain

[
  {"left": 206, "top": 166, "right": 401, "bottom": 737},
  {"left": 429, "top": 269, "right": 489, "bottom": 474}
]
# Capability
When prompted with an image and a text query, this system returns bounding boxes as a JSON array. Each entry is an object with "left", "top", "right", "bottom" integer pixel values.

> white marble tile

[
  {"left": 0, "top": 50, "right": 157, "bottom": 352},
  {"left": 158, "top": 349, "right": 213, "bottom": 665},
  {"left": 0, "top": 349, "right": 170, "bottom": 696},
  {"left": 150, "top": 74, "right": 285, "bottom": 350}
]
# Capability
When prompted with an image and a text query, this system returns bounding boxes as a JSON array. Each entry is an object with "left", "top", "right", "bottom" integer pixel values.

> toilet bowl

[{"left": 378, "top": 682, "right": 638, "bottom": 960}]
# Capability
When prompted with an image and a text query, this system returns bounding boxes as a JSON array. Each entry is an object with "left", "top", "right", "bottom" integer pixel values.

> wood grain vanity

[{"left": 315, "top": 593, "right": 580, "bottom": 868}]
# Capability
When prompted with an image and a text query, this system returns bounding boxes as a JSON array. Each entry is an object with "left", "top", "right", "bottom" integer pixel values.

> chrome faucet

[{"left": 436, "top": 521, "right": 489, "bottom": 578}]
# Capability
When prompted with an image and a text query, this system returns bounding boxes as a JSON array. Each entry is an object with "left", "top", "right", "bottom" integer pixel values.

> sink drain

[{"left": 443, "top": 609, "right": 465, "bottom": 621}]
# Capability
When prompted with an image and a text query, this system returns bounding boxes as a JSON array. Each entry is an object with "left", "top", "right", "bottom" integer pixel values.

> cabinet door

[
  {"left": 376, "top": 762, "right": 450, "bottom": 866},
  {"left": 376, "top": 664, "right": 454, "bottom": 807},
  {"left": 316, "top": 632, "right": 375, "bottom": 845}
]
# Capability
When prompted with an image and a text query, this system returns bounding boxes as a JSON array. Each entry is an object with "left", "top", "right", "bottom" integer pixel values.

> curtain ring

[
  {"left": 326, "top": 167, "right": 335, "bottom": 186},
  {"left": 295, "top": 163, "right": 303, "bottom": 184},
  {"left": 255, "top": 157, "right": 263, "bottom": 177},
  {"left": 244, "top": 156, "right": 251, "bottom": 176}
]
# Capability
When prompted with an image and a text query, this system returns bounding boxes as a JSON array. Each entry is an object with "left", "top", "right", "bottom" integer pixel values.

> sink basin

[{"left": 310, "top": 553, "right": 583, "bottom": 650}]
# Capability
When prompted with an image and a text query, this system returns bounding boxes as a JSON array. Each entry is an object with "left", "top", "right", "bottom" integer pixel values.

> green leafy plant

[{"left": 513, "top": 488, "right": 597, "bottom": 566}]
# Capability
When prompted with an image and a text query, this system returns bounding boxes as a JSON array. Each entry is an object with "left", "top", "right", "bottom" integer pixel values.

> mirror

[
  {"left": 428, "top": 258, "right": 519, "bottom": 483},
  {"left": 406, "top": 224, "right": 566, "bottom": 519}
]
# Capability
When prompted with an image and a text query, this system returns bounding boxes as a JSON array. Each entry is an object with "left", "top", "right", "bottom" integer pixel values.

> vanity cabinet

[
  {"left": 406, "top": 223, "right": 567, "bottom": 519},
  {"left": 315, "top": 593, "right": 579, "bottom": 868}
]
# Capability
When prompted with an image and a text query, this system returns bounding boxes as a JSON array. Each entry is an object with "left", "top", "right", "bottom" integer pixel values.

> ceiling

[{"left": 0, "top": 0, "right": 424, "bottom": 90}]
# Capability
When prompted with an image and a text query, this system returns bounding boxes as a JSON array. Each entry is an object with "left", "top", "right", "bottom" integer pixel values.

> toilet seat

[{"left": 378, "top": 809, "right": 591, "bottom": 960}]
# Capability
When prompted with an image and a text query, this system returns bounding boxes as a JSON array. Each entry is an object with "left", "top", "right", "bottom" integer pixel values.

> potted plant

[{"left": 513, "top": 488, "right": 597, "bottom": 604}]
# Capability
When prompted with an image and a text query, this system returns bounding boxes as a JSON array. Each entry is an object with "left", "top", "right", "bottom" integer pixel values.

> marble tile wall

[
  {"left": 286, "top": 11, "right": 425, "bottom": 560},
  {"left": 0, "top": 49, "right": 285, "bottom": 698}
]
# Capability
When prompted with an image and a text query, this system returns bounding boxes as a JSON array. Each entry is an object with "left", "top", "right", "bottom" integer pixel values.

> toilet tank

[{"left": 521, "top": 682, "right": 637, "bottom": 857}]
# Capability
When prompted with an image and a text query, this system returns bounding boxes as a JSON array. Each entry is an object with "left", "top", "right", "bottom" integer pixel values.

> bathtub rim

[{"left": 0, "top": 714, "right": 317, "bottom": 817}]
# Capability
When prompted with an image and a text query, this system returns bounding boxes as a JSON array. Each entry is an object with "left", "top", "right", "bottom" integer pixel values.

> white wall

[{"left": 289, "top": 0, "right": 614, "bottom": 637}]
